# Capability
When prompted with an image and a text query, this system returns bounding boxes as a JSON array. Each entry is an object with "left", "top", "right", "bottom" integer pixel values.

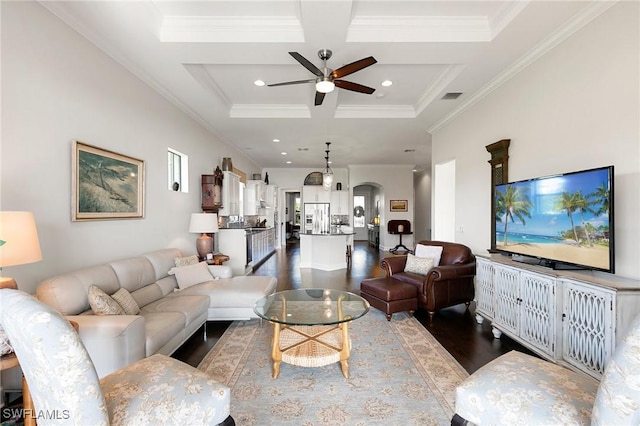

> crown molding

[
  {"left": 230, "top": 105, "right": 311, "bottom": 118},
  {"left": 335, "top": 105, "right": 415, "bottom": 119},
  {"left": 415, "top": 64, "right": 466, "bottom": 115},
  {"left": 159, "top": 16, "right": 304, "bottom": 43},
  {"left": 428, "top": 1, "right": 618, "bottom": 133}
]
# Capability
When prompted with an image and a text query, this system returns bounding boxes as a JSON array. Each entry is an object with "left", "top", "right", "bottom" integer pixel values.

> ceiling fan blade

[
  {"left": 267, "top": 79, "right": 316, "bottom": 87},
  {"left": 332, "top": 56, "right": 377, "bottom": 79},
  {"left": 334, "top": 80, "right": 376, "bottom": 94},
  {"left": 314, "top": 91, "right": 326, "bottom": 106},
  {"left": 289, "top": 52, "right": 324, "bottom": 77}
]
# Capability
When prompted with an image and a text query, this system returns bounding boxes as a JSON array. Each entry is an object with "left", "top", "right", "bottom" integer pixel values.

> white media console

[{"left": 475, "top": 254, "right": 640, "bottom": 380}]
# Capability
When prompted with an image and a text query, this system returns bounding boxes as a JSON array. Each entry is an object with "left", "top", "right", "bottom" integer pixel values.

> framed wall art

[
  {"left": 72, "top": 141, "right": 145, "bottom": 221},
  {"left": 390, "top": 200, "right": 408, "bottom": 212}
]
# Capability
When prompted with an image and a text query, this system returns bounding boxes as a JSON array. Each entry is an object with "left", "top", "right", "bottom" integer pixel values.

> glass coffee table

[{"left": 254, "top": 289, "right": 369, "bottom": 378}]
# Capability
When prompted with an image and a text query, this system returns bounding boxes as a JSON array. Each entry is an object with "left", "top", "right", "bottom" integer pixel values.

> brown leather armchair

[{"left": 380, "top": 240, "right": 476, "bottom": 319}]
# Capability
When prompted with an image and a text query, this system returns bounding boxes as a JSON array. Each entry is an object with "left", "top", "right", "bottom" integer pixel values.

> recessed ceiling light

[
  {"left": 254, "top": 80, "right": 266, "bottom": 87},
  {"left": 272, "top": 138, "right": 280, "bottom": 142},
  {"left": 281, "top": 152, "right": 287, "bottom": 155},
  {"left": 381, "top": 80, "right": 393, "bottom": 87},
  {"left": 286, "top": 161, "right": 292, "bottom": 164}
]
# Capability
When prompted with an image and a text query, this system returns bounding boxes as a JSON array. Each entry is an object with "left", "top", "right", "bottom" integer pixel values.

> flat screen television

[{"left": 494, "top": 165, "right": 614, "bottom": 273}]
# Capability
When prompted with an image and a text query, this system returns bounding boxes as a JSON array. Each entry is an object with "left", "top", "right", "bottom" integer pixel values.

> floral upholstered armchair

[
  {"left": 0, "top": 289, "right": 234, "bottom": 426},
  {"left": 453, "top": 312, "right": 640, "bottom": 425}
]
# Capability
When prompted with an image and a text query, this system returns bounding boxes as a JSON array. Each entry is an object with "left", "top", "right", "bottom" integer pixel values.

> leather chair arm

[
  {"left": 428, "top": 262, "right": 477, "bottom": 281},
  {"left": 380, "top": 256, "right": 408, "bottom": 276}
]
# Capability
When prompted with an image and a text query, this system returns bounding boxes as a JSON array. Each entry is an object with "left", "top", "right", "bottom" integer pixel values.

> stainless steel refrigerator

[{"left": 303, "top": 203, "right": 330, "bottom": 234}]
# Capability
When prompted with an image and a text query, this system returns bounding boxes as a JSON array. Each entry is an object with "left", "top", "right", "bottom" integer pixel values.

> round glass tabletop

[{"left": 254, "top": 288, "right": 370, "bottom": 326}]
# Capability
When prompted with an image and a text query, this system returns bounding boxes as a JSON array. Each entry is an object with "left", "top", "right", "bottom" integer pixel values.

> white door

[{"left": 433, "top": 159, "right": 455, "bottom": 241}]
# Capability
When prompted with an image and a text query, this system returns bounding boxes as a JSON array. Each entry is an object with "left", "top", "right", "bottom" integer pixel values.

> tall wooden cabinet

[{"left": 475, "top": 255, "right": 640, "bottom": 379}]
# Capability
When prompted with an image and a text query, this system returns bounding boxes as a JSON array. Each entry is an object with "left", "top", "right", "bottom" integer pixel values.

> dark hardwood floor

[{"left": 172, "top": 239, "right": 534, "bottom": 373}]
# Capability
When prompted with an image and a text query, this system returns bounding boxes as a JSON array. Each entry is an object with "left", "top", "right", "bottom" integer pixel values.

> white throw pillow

[
  {"left": 88, "top": 285, "right": 125, "bottom": 315},
  {"left": 404, "top": 253, "right": 435, "bottom": 276},
  {"left": 111, "top": 288, "right": 140, "bottom": 315},
  {"left": 170, "top": 261, "right": 214, "bottom": 290},
  {"left": 415, "top": 244, "right": 444, "bottom": 266}
]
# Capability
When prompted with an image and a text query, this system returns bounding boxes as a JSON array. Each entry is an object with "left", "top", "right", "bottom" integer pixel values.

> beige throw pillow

[
  {"left": 169, "top": 261, "right": 213, "bottom": 290},
  {"left": 174, "top": 254, "right": 200, "bottom": 268},
  {"left": 88, "top": 285, "right": 125, "bottom": 315},
  {"left": 415, "top": 244, "right": 444, "bottom": 266},
  {"left": 404, "top": 253, "right": 435, "bottom": 276},
  {"left": 111, "top": 288, "right": 140, "bottom": 315}
]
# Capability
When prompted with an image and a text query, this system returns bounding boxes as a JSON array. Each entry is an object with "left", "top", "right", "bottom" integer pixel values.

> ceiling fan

[{"left": 268, "top": 49, "right": 377, "bottom": 106}]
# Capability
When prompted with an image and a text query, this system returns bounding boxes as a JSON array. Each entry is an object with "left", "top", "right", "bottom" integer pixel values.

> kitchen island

[
  {"left": 217, "top": 227, "right": 275, "bottom": 275},
  {"left": 299, "top": 231, "right": 355, "bottom": 271}
]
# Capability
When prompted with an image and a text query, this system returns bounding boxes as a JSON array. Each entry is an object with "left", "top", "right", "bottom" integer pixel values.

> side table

[{"left": 207, "top": 254, "right": 229, "bottom": 266}]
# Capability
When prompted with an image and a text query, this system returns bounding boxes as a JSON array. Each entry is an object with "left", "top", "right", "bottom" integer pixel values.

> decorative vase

[
  {"left": 221, "top": 157, "right": 233, "bottom": 171},
  {"left": 264, "top": 172, "right": 269, "bottom": 185}
]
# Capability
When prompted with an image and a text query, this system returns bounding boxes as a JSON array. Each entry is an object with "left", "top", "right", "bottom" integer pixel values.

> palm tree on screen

[
  {"left": 497, "top": 185, "right": 532, "bottom": 245},
  {"left": 557, "top": 191, "right": 581, "bottom": 245}
]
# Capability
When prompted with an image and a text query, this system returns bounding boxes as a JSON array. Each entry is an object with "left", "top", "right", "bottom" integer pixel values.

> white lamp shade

[
  {"left": 0, "top": 211, "right": 43, "bottom": 268},
  {"left": 189, "top": 213, "right": 219, "bottom": 233}
]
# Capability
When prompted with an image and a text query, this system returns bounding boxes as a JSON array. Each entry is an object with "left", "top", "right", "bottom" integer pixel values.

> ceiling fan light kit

[{"left": 268, "top": 49, "right": 377, "bottom": 106}]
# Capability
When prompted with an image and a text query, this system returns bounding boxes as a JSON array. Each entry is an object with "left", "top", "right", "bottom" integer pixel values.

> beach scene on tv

[{"left": 495, "top": 168, "right": 611, "bottom": 271}]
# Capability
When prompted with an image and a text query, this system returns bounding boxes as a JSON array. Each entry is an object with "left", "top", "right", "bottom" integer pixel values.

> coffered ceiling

[{"left": 41, "top": 1, "right": 612, "bottom": 171}]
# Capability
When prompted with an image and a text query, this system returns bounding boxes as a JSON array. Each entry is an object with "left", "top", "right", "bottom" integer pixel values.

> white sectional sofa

[{"left": 35, "top": 248, "right": 277, "bottom": 378}]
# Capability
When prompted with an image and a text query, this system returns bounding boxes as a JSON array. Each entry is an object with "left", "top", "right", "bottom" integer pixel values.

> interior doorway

[
  {"left": 433, "top": 159, "right": 456, "bottom": 241},
  {"left": 281, "top": 190, "right": 301, "bottom": 245}
]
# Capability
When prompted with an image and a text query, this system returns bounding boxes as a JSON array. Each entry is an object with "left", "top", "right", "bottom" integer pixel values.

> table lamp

[
  {"left": 189, "top": 213, "right": 218, "bottom": 259},
  {"left": 0, "top": 211, "right": 42, "bottom": 289}
]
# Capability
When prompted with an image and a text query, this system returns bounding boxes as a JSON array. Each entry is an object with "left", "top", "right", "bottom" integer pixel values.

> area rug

[{"left": 198, "top": 309, "right": 469, "bottom": 426}]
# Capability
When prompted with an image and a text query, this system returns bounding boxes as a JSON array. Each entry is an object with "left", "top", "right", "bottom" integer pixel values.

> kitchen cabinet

[
  {"left": 330, "top": 190, "right": 349, "bottom": 215},
  {"left": 217, "top": 229, "right": 248, "bottom": 276},
  {"left": 303, "top": 185, "right": 330, "bottom": 203},
  {"left": 475, "top": 254, "right": 640, "bottom": 379},
  {"left": 218, "top": 171, "right": 240, "bottom": 217},
  {"left": 245, "top": 180, "right": 274, "bottom": 216}
]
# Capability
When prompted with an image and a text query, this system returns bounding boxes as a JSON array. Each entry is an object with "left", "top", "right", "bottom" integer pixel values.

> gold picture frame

[
  {"left": 390, "top": 200, "right": 408, "bottom": 212},
  {"left": 72, "top": 141, "right": 145, "bottom": 221}
]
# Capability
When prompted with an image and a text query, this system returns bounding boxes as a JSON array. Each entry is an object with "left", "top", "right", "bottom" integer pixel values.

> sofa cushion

[
  {"left": 141, "top": 295, "right": 209, "bottom": 327},
  {"left": 391, "top": 272, "right": 427, "bottom": 288},
  {"left": 143, "top": 249, "right": 184, "bottom": 281},
  {"left": 140, "top": 312, "right": 186, "bottom": 355},
  {"left": 88, "top": 286, "right": 125, "bottom": 315},
  {"left": 404, "top": 253, "right": 434, "bottom": 275},
  {"left": 170, "top": 276, "right": 277, "bottom": 309},
  {"left": 169, "top": 262, "right": 214, "bottom": 290},
  {"left": 37, "top": 265, "right": 120, "bottom": 315},
  {"left": 109, "top": 257, "right": 156, "bottom": 293},
  {"left": 111, "top": 288, "right": 140, "bottom": 315},
  {"left": 415, "top": 244, "right": 444, "bottom": 266}
]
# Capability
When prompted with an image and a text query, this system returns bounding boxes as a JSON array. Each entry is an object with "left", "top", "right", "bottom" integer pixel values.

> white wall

[
  {"left": 349, "top": 165, "right": 415, "bottom": 251},
  {"left": 431, "top": 2, "right": 639, "bottom": 280},
  {"left": 1, "top": 2, "right": 260, "bottom": 293},
  {"left": 413, "top": 169, "right": 432, "bottom": 242}
]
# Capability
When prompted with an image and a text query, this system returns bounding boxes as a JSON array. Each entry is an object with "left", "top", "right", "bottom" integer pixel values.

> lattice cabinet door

[
  {"left": 562, "top": 280, "right": 614, "bottom": 379},
  {"left": 493, "top": 264, "right": 521, "bottom": 335},
  {"left": 474, "top": 257, "right": 495, "bottom": 323},
  {"left": 519, "top": 271, "right": 556, "bottom": 357}
]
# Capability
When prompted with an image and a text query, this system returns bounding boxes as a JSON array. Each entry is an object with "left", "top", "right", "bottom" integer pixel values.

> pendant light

[{"left": 322, "top": 142, "right": 333, "bottom": 190}]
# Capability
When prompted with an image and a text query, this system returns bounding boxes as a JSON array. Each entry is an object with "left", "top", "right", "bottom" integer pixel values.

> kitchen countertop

[
  {"left": 218, "top": 226, "right": 274, "bottom": 231},
  {"left": 300, "top": 231, "right": 355, "bottom": 236}
]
